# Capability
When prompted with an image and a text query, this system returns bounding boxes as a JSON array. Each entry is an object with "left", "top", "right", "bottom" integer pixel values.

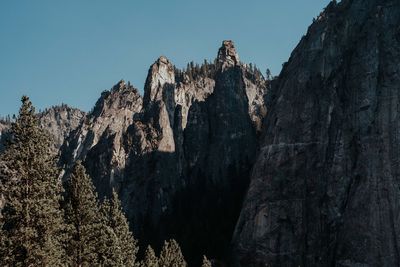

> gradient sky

[{"left": 0, "top": 0, "right": 331, "bottom": 116}]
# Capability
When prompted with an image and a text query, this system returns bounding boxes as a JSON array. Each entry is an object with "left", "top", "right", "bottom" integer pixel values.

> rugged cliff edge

[
  {"left": 59, "top": 40, "right": 269, "bottom": 264},
  {"left": 39, "top": 105, "right": 85, "bottom": 152},
  {"left": 232, "top": 0, "right": 400, "bottom": 266},
  {"left": 0, "top": 105, "right": 84, "bottom": 154},
  {"left": 60, "top": 80, "right": 143, "bottom": 193}
]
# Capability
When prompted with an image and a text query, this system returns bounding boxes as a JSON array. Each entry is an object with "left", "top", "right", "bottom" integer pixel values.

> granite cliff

[{"left": 233, "top": 0, "right": 400, "bottom": 266}]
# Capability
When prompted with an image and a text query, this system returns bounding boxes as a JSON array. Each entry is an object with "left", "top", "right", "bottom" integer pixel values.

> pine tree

[
  {"left": 64, "top": 161, "right": 120, "bottom": 267},
  {"left": 140, "top": 245, "right": 159, "bottom": 267},
  {"left": 0, "top": 96, "right": 66, "bottom": 266},
  {"left": 265, "top": 68, "right": 272, "bottom": 80},
  {"left": 159, "top": 239, "right": 187, "bottom": 267},
  {"left": 201, "top": 59, "right": 209, "bottom": 76},
  {"left": 94, "top": 221, "right": 122, "bottom": 267},
  {"left": 249, "top": 63, "right": 254, "bottom": 73},
  {"left": 101, "top": 190, "right": 138, "bottom": 267},
  {"left": 201, "top": 255, "right": 212, "bottom": 267}
]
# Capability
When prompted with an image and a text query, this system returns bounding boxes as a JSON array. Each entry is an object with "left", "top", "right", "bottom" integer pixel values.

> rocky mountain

[
  {"left": 4, "top": 1, "right": 398, "bottom": 265},
  {"left": 39, "top": 105, "right": 85, "bottom": 152},
  {"left": 0, "top": 105, "right": 84, "bottom": 154},
  {"left": 59, "top": 80, "right": 143, "bottom": 185},
  {"left": 232, "top": 0, "right": 400, "bottom": 266},
  {"left": 59, "top": 40, "right": 269, "bottom": 264}
]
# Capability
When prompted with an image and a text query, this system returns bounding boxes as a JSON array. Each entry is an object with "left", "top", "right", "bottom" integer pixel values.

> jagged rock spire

[
  {"left": 114, "top": 79, "right": 125, "bottom": 90},
  {"left": 143, "top": 56, "right": 175, "bottom": 108},
  {"left": 141, "top": 56, "right": 176, "bottom": 153},
  {"left": 217, "top": 40, "right": 240, "bottom": 70}
]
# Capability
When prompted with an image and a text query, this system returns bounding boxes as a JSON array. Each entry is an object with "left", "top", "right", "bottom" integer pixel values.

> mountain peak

[
  {"left": 157, "top": 55, "right": 170, "bottom": 65},
  {"left": 217, "top": 40, "right": 240, "bottom": 70},
  {"left": 113, "top": 79, "right": 126, "bottom": 90},
  {"left": 143, "top": 56, "right": 175, "bottom": 107}
]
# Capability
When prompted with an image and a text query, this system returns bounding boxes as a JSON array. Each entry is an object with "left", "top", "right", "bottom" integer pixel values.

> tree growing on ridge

[{"left": 0, "top": 96, "right": 66, "bottom": 266}]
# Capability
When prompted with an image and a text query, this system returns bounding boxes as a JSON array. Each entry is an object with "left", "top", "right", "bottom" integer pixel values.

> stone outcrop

[
  {"left": 232, "top": 0, "right": 400, "bottom": 266},
  {"left": 59, "top": 40, "right": 269, "bottom": 265},
  {"left": 0, "top": 121, "right": 9, "bottom": 133},
  {"left": 218, "top": 40, "right": 240, "bottom": 71},
  {"left": 38, "top": 105, "right": 85, "bottom": 152},
  {"left": 142, "top": 56, "right": 176, "bottom": 152},
  {"left": 0, "top": 105, "right": 84, "bottom": 154},
  {"left": 175, "top": 75, "right": 215, "bottom": 129},
  {"left": 60, "top": 80, "right": 143, "bottom": 194}
]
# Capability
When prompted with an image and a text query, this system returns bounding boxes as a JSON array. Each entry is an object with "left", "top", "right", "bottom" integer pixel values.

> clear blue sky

[{"left": 0, "top": 0, "right": 331, "bottom": 116}]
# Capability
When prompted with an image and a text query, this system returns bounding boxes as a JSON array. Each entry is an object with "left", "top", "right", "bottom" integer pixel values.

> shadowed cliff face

[
  {"left": 232, "top": 0, "right": 400, "bottom": 266},
  {"left": 59, "top": 40, "right": 269, "bottom": 265}
]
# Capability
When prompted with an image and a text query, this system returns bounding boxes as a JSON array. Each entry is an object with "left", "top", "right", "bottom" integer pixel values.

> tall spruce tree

[
  {"left": 140, "top": 245, "right": 159, "bottom": 267},
  {"left": 159, "top": 239, "right": 187, "bottom": 267},
  {"left": 0, "top": 96, "right": 65, "bottom": 266},
  {"left": 63, "top": 161, "right": 120, "bottom": 267},
  {"left": 101, "top": 190, "right": 138, "bottom": 267}
]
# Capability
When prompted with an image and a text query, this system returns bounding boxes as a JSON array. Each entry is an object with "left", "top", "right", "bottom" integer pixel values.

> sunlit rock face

[
  {"left": 217, "top": 40, "right": 240, "bottom": 71},
  {"left": 0, "top": 105, "right": 84, "bottom": 154},
  {"left": 175, "top": 75, "right": 215, "bottom": 129},
  {"left": 60, "top": 80, "right": 143, "bottom": 195},
  {"left": 142, "top": 56, "right": 176, "bottom": 153},
  {"left": 59, "top": 40, "right": 269, "bottom": 265},
  {"left": 38, "top": 105, "right": 85, "bottom": 152},
  {"left": 232, "top": 0, "right": 400, "bottom": 266}
]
